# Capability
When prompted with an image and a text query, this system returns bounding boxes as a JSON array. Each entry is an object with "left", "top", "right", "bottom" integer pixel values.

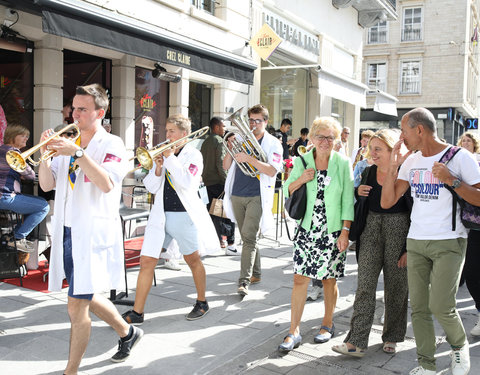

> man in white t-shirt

[{"left": 381, "top": 108, "right": 480, "bottom": 375}]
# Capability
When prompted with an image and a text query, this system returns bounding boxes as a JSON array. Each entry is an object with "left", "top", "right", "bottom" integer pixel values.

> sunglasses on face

[{"left": 248, "top": 118, "right": 264, "bottom": 125}]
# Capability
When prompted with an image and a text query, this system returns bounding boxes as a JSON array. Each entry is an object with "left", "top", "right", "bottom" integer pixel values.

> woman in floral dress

[{"left": 279, "top": 117, "right": 354, "bottom": 352}]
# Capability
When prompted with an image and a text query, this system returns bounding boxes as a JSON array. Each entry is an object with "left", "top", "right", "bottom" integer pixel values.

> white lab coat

[
  {"left": 223, "top": 131, "right": 283, "bottom": 235},
  {"left": 141, "top": 144, "right": 220, "bottom": 257},
  {"left": 48, "top": 128, "right": 128, "bottom": 294}
]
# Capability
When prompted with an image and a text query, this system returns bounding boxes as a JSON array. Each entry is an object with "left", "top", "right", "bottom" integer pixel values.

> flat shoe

[
  {"left": 278, "top": 333, "right": 302, "bottom": 352},
  {"left": 314, "top": 324, "right": 335, "bottom": 343},
  {"left": 383, "top": 342, "right": 396, "bottom": 354},
  {"left": 332, "top": 343, "right": 365, "bottom": 358}
]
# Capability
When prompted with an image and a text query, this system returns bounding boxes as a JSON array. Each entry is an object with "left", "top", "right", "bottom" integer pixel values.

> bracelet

[{"left": 342, "top": 226, "right": 350, "bottom": 231}]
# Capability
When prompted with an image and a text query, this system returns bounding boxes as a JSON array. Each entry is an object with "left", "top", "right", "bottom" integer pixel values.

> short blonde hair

[
  {"left": 361, "top": 129, "right": 375, "bottom": 140},
  {"left": 3, "top": 125, "right": 29, "bottom": 145},
  {"left": 309, "top": 117, "right": 342, "bottom": 140},
  {"left": 365, "top": 128, "right": 400, "bottom": 158},
  {"left": 167, "top": 114, "right": 191, "bottom": 135},
  {"left": 457, "top": 131, "right": 480, "bottom": 153}
]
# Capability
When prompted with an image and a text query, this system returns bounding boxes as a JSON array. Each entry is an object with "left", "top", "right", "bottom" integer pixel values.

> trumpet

[
  {"left": 223, "top": 107, "right": 267, "bottom": 178},
  {"left": 297, "top": 144, "right": 314, "bottom": 155},
  {"left": 135, "top": 126, "right": 209, "bottom": 170},
  {"left": 6, "top": 122, "right": 80, "bottom": 172}
]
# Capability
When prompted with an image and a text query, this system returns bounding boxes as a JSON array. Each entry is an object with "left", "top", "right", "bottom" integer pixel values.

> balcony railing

[
  {"left": 402, "top": 25, "right": 422, "bottom": 41},
  {"left": 191, "top": 0, "right": 215, "bottom": 15},
  {"left": 400, "top": 79, "right": 420, "bottom": 94},
  {"left": 368, "top": 30, "right": 387, "bottom": 44}
]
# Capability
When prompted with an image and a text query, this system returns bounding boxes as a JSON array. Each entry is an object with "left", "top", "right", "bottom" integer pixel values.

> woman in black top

[{"left": 332, "top": 129, "right": 410, "bottom": 357}]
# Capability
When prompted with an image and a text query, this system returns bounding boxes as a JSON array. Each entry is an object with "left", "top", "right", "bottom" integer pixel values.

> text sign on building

[
  {"left": 466, "top": 118, "right": 478, "bottom": 129},
  {"left": 249, "top": 23, "right": 282, "bottom": 61},
  {"left": 263, "top": 10, "right": 320, "bottom": 57}
]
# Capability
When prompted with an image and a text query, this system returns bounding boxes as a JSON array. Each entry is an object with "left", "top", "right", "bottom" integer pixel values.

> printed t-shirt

[{"left": 398, "top": 147, "right": 480, "bottom": 240}]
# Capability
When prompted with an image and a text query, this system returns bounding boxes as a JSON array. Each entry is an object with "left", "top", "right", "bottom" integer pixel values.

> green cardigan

[{"left": 284, "top": 149, "right": 354, "bottom": 233}]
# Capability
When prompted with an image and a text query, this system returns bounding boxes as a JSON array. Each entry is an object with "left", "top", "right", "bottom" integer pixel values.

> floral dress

[{"left": 293, "top": 170, "right": 346, "bottom": 280}]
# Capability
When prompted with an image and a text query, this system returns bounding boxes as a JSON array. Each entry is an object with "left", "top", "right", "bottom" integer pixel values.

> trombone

[
  {"left": 134, "top": 126, "right": 209, "bottom": 170},
  {"left": 6, "top": 122, "right": 80, "bottom": 173}
]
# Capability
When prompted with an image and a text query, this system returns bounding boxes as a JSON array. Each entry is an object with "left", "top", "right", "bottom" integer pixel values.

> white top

[
  {"left": 141, "top": 143, "right": 220, "bottom": 258},
  {"left": 48, "top": 128, "right": 128, "bottom": 294},
  {"left": 223, "top": 131, "right": 283, "bottom": 235},
  {"left": 398, "top": 146, "right": 480, "bottom": 240}
]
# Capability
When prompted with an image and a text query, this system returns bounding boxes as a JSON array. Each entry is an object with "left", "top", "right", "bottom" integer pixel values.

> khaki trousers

[
  {"left": 407, "top": 238, "right": 467, "bottom": 371},
  {"left": 231, "top": 195, "right": 262, "bottom": 285}
]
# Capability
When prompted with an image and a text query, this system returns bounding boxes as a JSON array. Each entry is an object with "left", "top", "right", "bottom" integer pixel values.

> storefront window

[
  {"left": 135, "top": 67, "right": 169, "bottom": 149},
  {"left": 331, "top": 99, "right": 346, "bottom": 127},
  {"left": 260, "top": 67, "right": 306, "bottom": 135},
  {"left": 0, "top": 49, "right": 33, "bottom": 146},
  {"left": 189, "top": 81, "right": 211, "bottom": 131}
]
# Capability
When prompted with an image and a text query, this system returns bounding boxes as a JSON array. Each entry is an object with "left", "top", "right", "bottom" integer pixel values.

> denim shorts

[
  {"left": 63, "top": 227, "right": 93, "bottom": 300},
  {"left": 163, "top": 211, "right": 198, "bottom": 256}
]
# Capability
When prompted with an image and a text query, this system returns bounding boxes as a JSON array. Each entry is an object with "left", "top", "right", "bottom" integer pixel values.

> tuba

[
  {"left": 223, "top": 107, "right": 267, "bottom": 178},
  {"left": 6, "top": 122, "right": 80, "bottom": 172},
  {"left": 135, "top": 126, "right": 209, "bottom": 170}
]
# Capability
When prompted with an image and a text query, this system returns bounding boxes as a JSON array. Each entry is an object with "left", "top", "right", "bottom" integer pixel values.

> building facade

[{"left": 361, "top": 0, "right": 480, "bottom": 143}]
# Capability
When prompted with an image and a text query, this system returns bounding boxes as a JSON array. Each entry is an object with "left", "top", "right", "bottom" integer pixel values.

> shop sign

[
  {"left": 165, "top": 49, "right": 192, "bottom": 66},
  {"left": 466, "top": 118, "right": 478, "bottom": 129},
  {"left": 249, "top": 23, "right": 282, "bottom": 61},
  {"left": 140, "top": 93, "right": 156, "bottom": 111},
  {"left": 263, "top": 10, "right": 320, "bottom": 57}
]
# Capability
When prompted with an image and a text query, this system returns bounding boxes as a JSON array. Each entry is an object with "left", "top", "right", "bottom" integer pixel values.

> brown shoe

[{"left": 250, "top": 276, "right": 261, "bottom": 284}]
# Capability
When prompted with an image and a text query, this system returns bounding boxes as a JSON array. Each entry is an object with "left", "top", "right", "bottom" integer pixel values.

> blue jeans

[
  {"left": 63, "top": 226, "right": 93, "bottom": 300},
  {"left": 0, "top": 193, "right": 49, "bottom": 239}
]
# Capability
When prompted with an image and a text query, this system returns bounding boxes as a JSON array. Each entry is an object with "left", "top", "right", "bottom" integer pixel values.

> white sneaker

[
  {"left": 163, "top": 259, "right": 181, "bottom": 271},
  {"left": 8, "top": 238, "right": 35, "bottom": 253},
  {"left": 450, "top": 344, "right": 470, "bottom": 375},
  {"left": 306, "top": 285, "right": 322, "bottom": 301},
  {"left": 380, "top": 310, "right": 385, "bottom": 325},
  {"left": 225, "top": 245, "right": 240, "bottom": 256},
  {"left": 409, "top": 366, "right": 436, "bottom": 375},
  {"left": 470, "top": 315, "right": 480, "bottom": 336}
]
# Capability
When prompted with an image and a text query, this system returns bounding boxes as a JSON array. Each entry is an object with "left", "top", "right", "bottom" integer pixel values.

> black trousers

[
  {"left": 206, "top": 184, "right": 235, "bottom": 245},
  {"left": 465, "top": 229, "right": 480, "bottom": 311}
]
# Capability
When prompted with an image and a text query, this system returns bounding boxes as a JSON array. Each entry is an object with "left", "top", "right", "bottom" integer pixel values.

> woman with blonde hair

[
  {"left": 332, "top": 128, "right": 410, "bottom": 357},
  {"left": 0, "top": 125, "right": 49, "bottom": 252},
  {"left": 279, "top": 116, "right": 354, "bottom": 352},
  {"left": 457, "top": 131, "right": 480, "bottom": 155}
]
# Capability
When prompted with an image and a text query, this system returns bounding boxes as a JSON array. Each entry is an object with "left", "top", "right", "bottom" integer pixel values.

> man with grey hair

[{"left": 381, "top": 107, "right": 480, "bottom": 375}]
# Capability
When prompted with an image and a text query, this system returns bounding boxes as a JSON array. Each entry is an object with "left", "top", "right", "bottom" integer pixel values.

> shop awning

[
  {"left": 36, "top": 0, "right": 256, "bottom": 85},
  {"left": 372, "top": 89, "right": 398, "bottom": 117},
  {"left": 317, "top": 66, "right": 368, "bottom": 108}
]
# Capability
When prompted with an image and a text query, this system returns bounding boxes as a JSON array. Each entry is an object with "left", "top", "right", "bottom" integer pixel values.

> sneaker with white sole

[
  {"left": 8, "top": 238, "right": 35, "bottom": 253},
  {"left": 409, "top": 366, "right": 436, "bottom": 375},
  {"left": 380, "top": 310, "right": 385, "bottom": 325},
  {"left": 470, "top": 314, "right": 480, "bottom": 336},
  {"left": 450, "top": 344, "right": 470, "bottom": 375},
  {"left": 164, "top": 259, "right": 181, "bottom": 271},
  {"left": 110, "top": 325, "right": 143, "bottom": 362},
  {"left": 225, "top": 245, "right": 240, "bottom": 256},
  {"left": 306, "top": 285, "right": 322, "bottom": 301}
]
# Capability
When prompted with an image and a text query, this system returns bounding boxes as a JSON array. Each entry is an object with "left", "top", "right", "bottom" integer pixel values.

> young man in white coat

[
  {"left": 223, "top": 104, "right": 283, "bottom": 296},
  {"left": 122, "top": 114, "right": 219, "bottom": 325},
  {"left": 38, "top": 84, "right": 142, "bottom": 374}
]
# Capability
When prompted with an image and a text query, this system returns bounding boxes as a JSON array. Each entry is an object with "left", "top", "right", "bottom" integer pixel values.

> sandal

[
  {"left": 383, "top": 342, "right": 396, "bottom": 354},
  {"left": 332, "top": 343, "right": 365, "bottom": 358}
]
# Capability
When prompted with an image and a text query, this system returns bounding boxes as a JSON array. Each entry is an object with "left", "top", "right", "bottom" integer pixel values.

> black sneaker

[
  {"left": 121, "top": 310, "right": 144, "bottom": 326},
  {"left": 186, "top": 300, "right": 209, "bottom": 320},
  {"left": 111, "top": 325, "right": 144, "bottom": 363}
]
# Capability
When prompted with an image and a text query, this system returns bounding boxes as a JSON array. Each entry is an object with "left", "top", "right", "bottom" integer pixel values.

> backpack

[{"left": 438, "top": 146, "right": 480, "bottom": 230}]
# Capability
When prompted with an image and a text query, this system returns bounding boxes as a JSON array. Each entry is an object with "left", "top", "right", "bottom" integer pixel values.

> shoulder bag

[
  {"left": 349, "top": 165, "right": 373, "bottom": 241},
  {"left": 285, "top": 155, "right": 308, "bottom": 220}
]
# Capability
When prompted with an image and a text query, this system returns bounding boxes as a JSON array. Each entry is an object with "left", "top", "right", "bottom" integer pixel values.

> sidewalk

[{"left": 1, "top": 225, "right": 479, "bottom": 375}]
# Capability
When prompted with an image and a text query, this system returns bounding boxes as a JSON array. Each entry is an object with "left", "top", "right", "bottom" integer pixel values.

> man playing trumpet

[
  {"left": 223, "top": 104, "right": 283, "bottom": 296},
  {"left": 122, "top": 114, "right": 219, "bottom": 324},
  {"left": 38, "top": 84, "right": 141, "bottom": 373}
]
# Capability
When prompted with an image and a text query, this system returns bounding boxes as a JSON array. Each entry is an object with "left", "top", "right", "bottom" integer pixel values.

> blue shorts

[
  {"left": 63, "top": 227, "right": 93, "bottom": 300},
  {"left": 163, "top": 211, "right": 199, "bottom": 256}
]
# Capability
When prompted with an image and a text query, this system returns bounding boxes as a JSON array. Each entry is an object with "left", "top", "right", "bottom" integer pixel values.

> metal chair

[
  {"left": 110, "top": 191, "right": 151, "bottom": 305},
  {"left": 0, "top": 210, "right": 27, "bottom": 285}
]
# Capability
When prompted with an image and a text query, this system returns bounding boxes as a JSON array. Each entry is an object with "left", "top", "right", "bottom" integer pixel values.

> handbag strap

[{"left": 285, "top": 155, "right": 307, "bottom": 242}]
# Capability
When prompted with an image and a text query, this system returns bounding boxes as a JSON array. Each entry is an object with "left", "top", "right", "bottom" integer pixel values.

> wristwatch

[
  {"left": 450, "top": 178, "right": 461, "bottom": 189},
  {"left": 73, "top": 148, "right": 84, "bottom": 161}
]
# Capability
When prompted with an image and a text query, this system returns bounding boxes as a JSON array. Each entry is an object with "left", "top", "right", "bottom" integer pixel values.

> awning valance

[
  {"left": 38, "top": 0, "right": 256, "bottom": 85},
  {"left": 317, "top": 67, "right": 368, "bottom": 108},
  {"left": 371, "top": 89, "right": 398, "bottom": 117}
]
